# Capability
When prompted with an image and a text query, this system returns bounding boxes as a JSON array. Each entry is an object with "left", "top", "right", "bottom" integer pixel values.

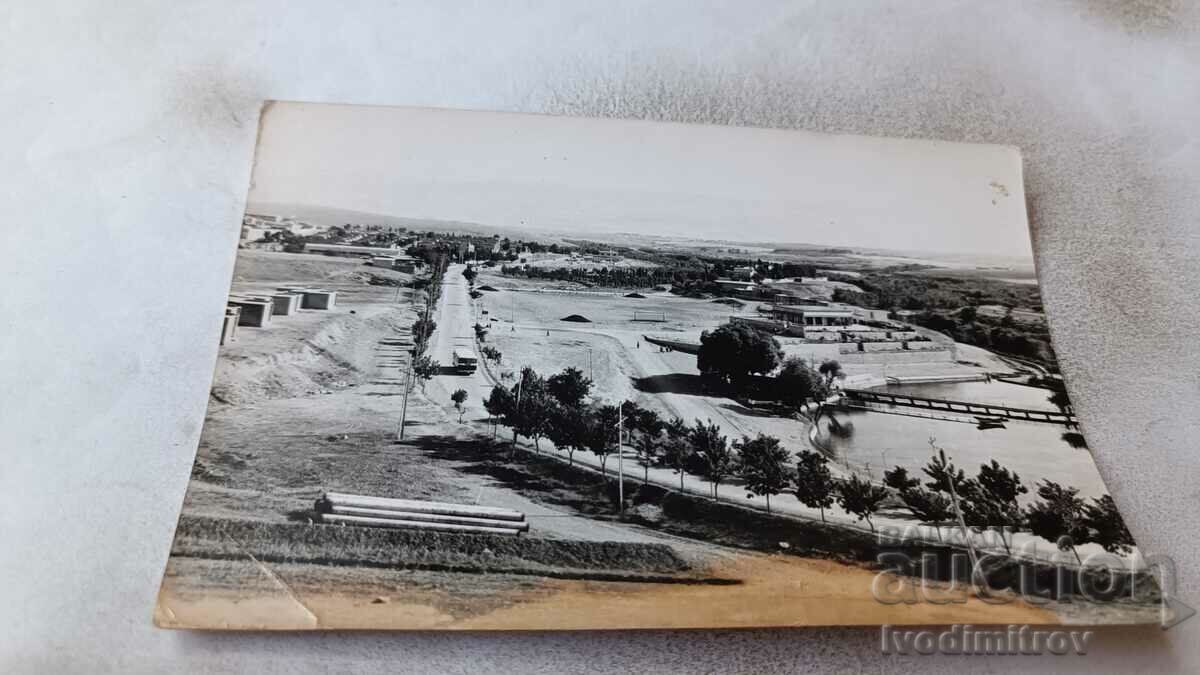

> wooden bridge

[{"left": 839, "top": 388, "right": 1077, "bottom": 426}]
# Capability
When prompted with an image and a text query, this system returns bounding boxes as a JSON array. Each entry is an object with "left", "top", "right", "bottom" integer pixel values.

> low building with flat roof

[
  {"left": 713, "top": 279, "right": 759, "bottom": 297},
  {"left": 767, "top": 303, "right": 854, "bottom": 327},
  {"left": 306, "top": 243, "right": 404, "bottom": 257},
  {"left": 730, "top": 265, "right": 756, "bottom": 280},
  {"left": 227, "top": 298, "right": 273, "bottom": 327},
  {"left": 275, "top": 287, "right": 337, "bottom": 310},
  {"left": 772, "top": 292, "right": 828, "bottom": 306},
  {"left": 827, "top": 302, "right": 891, "bottom": 322}
]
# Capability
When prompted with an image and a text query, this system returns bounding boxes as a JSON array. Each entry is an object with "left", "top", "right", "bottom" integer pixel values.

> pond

[{"left": 819, "top": 380, "right": 1107, "bottom": 501}]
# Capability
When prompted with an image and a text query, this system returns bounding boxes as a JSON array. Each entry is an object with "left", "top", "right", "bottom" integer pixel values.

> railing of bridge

[{"left": 840, "top": 388, "right": 1077, "bottom": 425}]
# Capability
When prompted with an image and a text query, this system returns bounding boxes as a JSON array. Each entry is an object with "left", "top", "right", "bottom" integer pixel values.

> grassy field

[
  {"left": 232, "top": 249, "right": 413, "bottom": 297},
  {"left": 477, "top": 269, "right": 749, "bottom": 403},
  {"left": 478, "top": 270, "right": 751, "bottom": 329}
]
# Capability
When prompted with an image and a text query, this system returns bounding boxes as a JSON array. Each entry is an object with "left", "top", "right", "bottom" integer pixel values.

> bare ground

[{"left": 155, "top": 552, "right": 1062, "bottom": 631}]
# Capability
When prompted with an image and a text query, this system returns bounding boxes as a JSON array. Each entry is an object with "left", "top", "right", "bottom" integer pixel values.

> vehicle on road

[{"left": 452, "top": 348, "right": 478, "bottom": 374}]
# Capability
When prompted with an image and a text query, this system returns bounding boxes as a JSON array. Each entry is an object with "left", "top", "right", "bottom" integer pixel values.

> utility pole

[
  {"left": 511, "top": 376, "right": 524, "bottom": 453},
  {"left": 397, "top": 355, "right": 415, "bottom": 439},
  {"left": 398, "top": 278, "right": 421, "bottom": 440},
  {"left": 932, "top": 440, "right": 984, "bottom": 591}
]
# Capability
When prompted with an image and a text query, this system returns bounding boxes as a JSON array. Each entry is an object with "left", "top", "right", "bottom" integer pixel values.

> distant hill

[
  {"left": 249, "top": 203, "right": 857, "bottom": 257},
  {"left": 246, "top": 202, "right": 592, "bottom": 245},
  {"left": 246, "top": 203, "right": 494, "bottom": 234},
  {"left": 246, "top": 202, "right": 1032, "bottom": 273}
]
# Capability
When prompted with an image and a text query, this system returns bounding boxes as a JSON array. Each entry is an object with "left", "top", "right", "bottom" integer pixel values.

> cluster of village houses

[
  {"left": 240, "top": 213, "right": 327, "bottom": 240},
  {"left": 222, "top": 288, "right": 338, "bottom": 345}
]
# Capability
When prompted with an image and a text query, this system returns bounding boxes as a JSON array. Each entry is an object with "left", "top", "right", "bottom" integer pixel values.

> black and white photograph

[{"left": 155, "top": 102, "right": 1159, "bottom": 630}]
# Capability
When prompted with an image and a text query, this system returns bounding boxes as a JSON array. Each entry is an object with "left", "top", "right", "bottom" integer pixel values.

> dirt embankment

[
  {"left": 210, "top": 307, "right": 407, "bottom": 406},
  {"left": 207, "top": 249, "right": 417, "bottom": 406}
]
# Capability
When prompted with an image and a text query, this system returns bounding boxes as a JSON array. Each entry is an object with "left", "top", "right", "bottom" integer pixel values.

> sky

[{"left": 248, "top": 102, "right": 1034, "bottom": 259}]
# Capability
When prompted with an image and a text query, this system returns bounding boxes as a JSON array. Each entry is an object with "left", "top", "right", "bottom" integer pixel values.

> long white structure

[{"left": 315, "top": 492, "right": 528, "bottom": 536}]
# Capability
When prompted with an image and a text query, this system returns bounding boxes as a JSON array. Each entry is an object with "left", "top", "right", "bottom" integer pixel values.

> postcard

[{"left": 156, "top": 102, "right": 1157, "bottom": 630}]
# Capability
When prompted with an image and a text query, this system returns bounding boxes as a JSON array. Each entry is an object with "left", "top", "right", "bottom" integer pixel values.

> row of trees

[
  {"left": 495, "top": 251, "right": 819, "bottom": 292},
  {"left": 481, "top": 366, "right": 815, "bottom": 511},
  {"left": 916, "top": 310, "right": 1055, "bottom": 366},
  {"left": 832, "top": 271, "right": 1043, "bottom": 315},
  {"left": 479, "top": 364, "right": 1132, "bottom": 559},
  {"left": 500, "top": 263, "right": 684, "bottom": 289},
  {"left": 882, "top": 445, "right": 1133, "bottom": 557},
  {"left": 407, "top": 256, "right": 447, "bottom": 385}
]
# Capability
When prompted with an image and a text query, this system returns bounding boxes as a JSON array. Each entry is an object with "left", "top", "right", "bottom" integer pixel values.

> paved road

[{"left": 424, "top": 264, "right": 495, "bottom": 421}]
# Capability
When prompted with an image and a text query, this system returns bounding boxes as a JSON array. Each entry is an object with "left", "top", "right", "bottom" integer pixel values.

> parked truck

[{"left": 452, "top": 348, "right": 478, "bottom": 374}]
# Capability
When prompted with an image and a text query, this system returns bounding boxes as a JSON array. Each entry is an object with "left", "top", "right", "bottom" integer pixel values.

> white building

[{"left": 768, "top": 303, "right": 855, "bottom": 327}]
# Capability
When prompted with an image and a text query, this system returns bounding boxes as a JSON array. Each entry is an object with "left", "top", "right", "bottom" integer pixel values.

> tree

[
  {"left": 885, "top": 463, "right": 953, "bottom": 537},
  {"left": 588, "top": 404, "right": 625, "bottom": 475},
  {"left": 661, "top": 416, "right": 693, "bottom": 491},
  {"left": 411, "top": 356, "right": 441, "bottom": 386},
  {"left": 793, "top": 450, "right": 836, "bottom": 522},
  {"left": 474, "top": 323, "right": 488, "bottom": 341},
  {"left": 697, "top": 322, "right": 782, "bottom": 387},
  {"left": 546, "top": 366, "right": 593, "bottom": 408},
  {"left": 958, "top": 306, "right": 978, "bottom": 323},
  {"left": 413, "top": 317, "right": 437, "bottom": 346},
  {"left": 1048, "top": 389, "right": 1073, "bottom": 416},
  {"left": 922, "top": 447, "right": 972, "bottom": 496},
  {"left": 960, "top": 464, "right": 1025, "bottom": 554},
  {"left": 735, "top": 434, "right": 792, "bottom": 512},
  {"left": 450, "top": 389, "right": 468, "bottom": 422},
  {"left": 774, "top": 356, "right": 828, "bottom": 410},
  {"left": 632, "top": 407, "right": 664, "bottom": 483},
  {"left": 483, "top": 385, "right": 512, "bottom": 439},
  {"left": 463, "top": 265, "right": 478, "bottom": 284},
  {"left": 837, "top": 474, "right": 890, "bottom": 532},
  {"left": 511, "top": 367, "right": 556, "bottom": 452},
  {"left": 976, "top": 460, "right": 1027, "bottom": 510},
  {"left": 689, "top": 419, "right": 733, "bottom": 500},
  {"left": 883, "top": 466, "right": 920, "bottom": 492},
  {"left": 897, "top": 488, "right": 953, "bottom": 537},
  {"left": 1082, "top": 495, "right": 1135, "bottom": 555},
  {"left": 817, "top": 359, "right": 844, "bottom": 386},
  {"left": 1024, "top": 481, "right": 1090, "bottom": 563},
  {"left": 547, "top": 402, "right": 588, "bottom": 466},
  {"left": 971, "top": 461, "right": 1027, "bottom": 545},
  {"left": 480, "top": 345, "right": 502, "bottom": 364}
]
